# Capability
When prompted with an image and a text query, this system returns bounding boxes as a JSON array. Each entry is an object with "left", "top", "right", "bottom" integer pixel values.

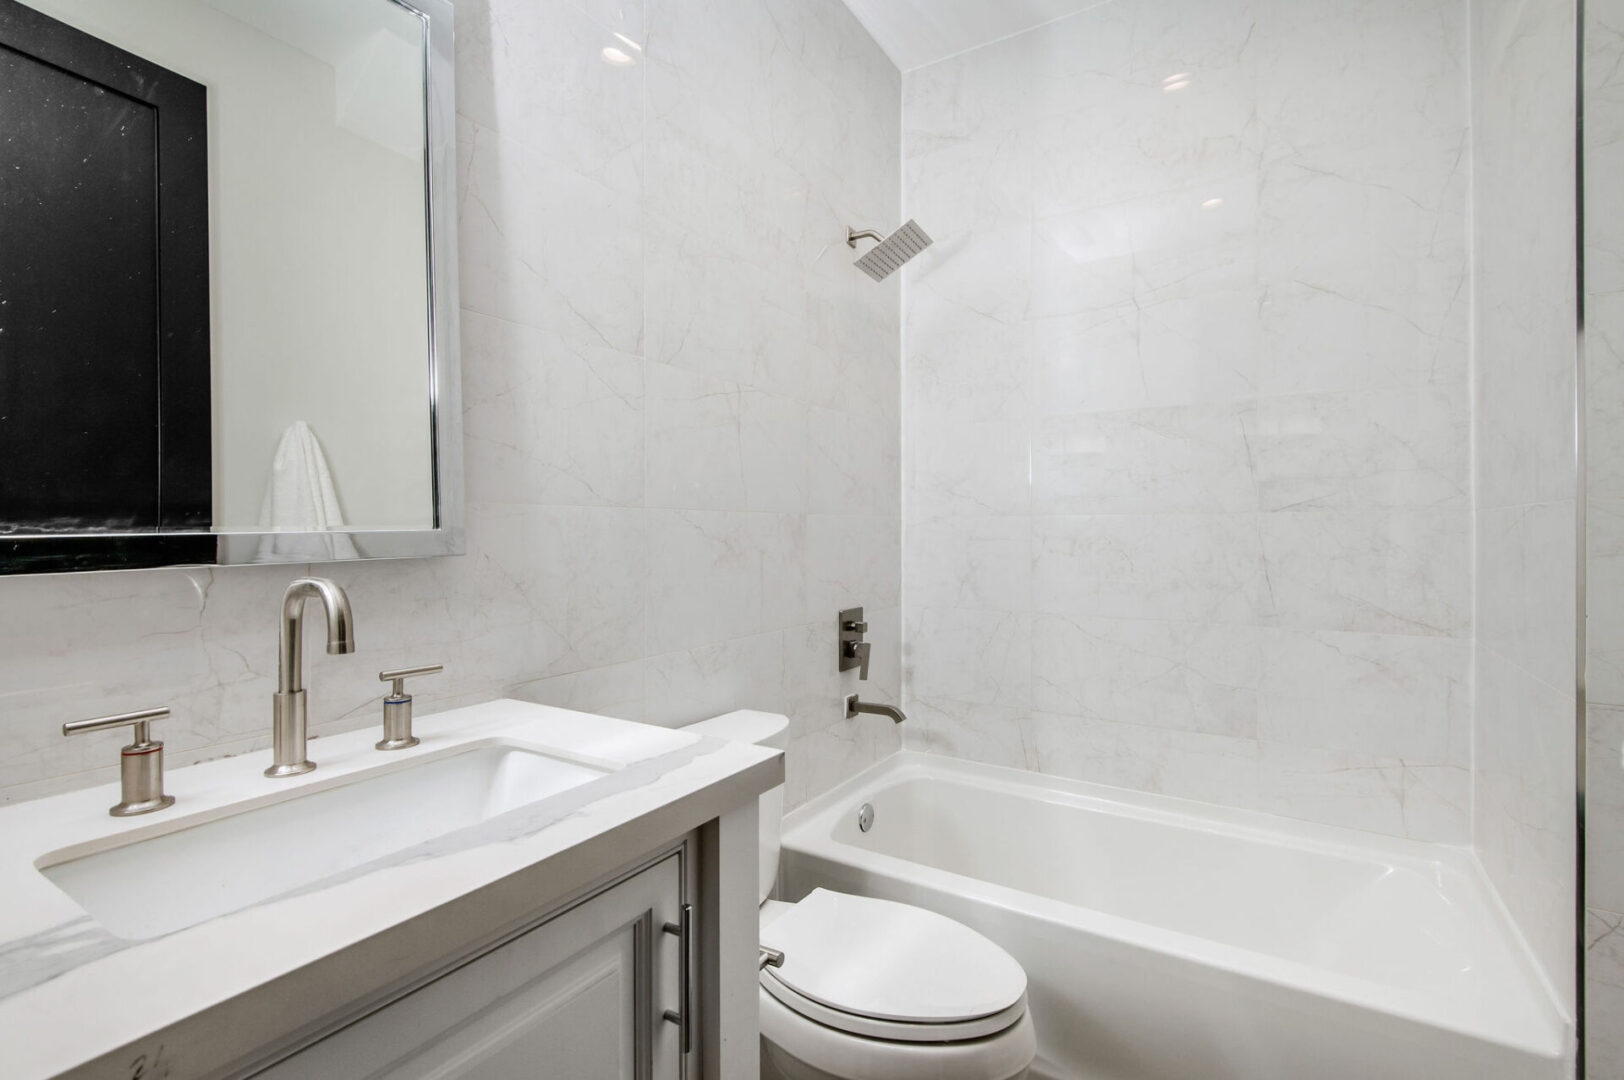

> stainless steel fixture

[
  {"left": 62, "top": 707, "right": 175, "bottom": 816},
  {"left": 376, "top": 664, "right": 442, "bottom": 751},
  {"left": 759, "top": 945, "right": 785, "bottom": 970},
  {"left": 267, "top": 577, "right": 356, "bottom": 778},
  {"left": 846, "top": 693, "right": 906, "bottom": 724},
  {"left": 847, "top": 219, "right": 933, "bottom": 281},
  {"left": 838, "top": 606, "right": 871, "bottom": 679},
  {"left": 857, "top": 801, "right": 875, "bottom": 833}
]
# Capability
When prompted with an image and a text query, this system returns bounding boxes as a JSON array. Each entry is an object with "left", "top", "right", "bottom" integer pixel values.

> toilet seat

[
  {"left": 760, "top": 988, "right": 1038, "bottom": 1080},
  {"left": 760, "top": 889, "right": 1028, "bottom": 1043},
  {"left": 761, "top": 974, "right": 1029, "bottom": 1041}
]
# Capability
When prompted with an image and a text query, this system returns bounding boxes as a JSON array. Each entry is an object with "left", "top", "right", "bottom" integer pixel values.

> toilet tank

[{"left": 682, "top": 710, "right": 789, "bottom": 903}]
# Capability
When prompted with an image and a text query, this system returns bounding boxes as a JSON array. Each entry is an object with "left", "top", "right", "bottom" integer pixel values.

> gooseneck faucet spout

[
  {"left": 267, "top": 577, "right": 356, "bottom": 778},
  {"left": 846, "top": 693, "right": 906, "bottom": 724}
]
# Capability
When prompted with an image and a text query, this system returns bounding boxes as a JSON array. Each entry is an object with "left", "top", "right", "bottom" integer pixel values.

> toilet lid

[{"left": 759, "top": 889, "right": 1027, "bottom": 1024}]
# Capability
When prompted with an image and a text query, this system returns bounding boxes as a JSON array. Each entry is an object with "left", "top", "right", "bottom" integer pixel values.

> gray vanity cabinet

[{"left": 256, "top": 856, "right": 686, "bottom": 1079}]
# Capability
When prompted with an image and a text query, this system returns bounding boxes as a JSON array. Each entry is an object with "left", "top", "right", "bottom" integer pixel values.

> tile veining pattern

[
  {"left": 1588, "top": 0, "right": 1624, "bottom": 1069},
  {"left": 902, "top": 0, "right": 1475, "bottom": 840},
  {"left": 1472, "top": 0, "right": 1581, "bottom": 1021},
  {"left": 0, "top": 0, "right": 902, "bottom": 812}
]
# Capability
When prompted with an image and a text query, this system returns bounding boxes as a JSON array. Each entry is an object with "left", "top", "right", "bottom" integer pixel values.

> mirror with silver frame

[{"left": 0, "top": 0, "right": 461, "bottom": 574}]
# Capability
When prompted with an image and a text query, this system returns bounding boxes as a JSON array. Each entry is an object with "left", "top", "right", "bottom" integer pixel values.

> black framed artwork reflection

[{"left": 0, "top": 0, "right": 212, "bottom": 572}]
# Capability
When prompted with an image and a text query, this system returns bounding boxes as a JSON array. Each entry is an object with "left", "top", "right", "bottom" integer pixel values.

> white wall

[
  {"left": 1471, "top": 0, "right": 1580, "bottom": 1019},
  {"left": 902, "top": 0, "right": 1475, "bottom": 840},
  {"left": 0, "top": 0, "right": 902, "bottom": 812},
  {"left": 20, "top": 0, "right": 435, "bottom": 532}
]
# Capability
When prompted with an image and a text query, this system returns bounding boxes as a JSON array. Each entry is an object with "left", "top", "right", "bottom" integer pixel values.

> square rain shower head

[{"left": 852, "top": 219, "right": 933, "bottom": 281}]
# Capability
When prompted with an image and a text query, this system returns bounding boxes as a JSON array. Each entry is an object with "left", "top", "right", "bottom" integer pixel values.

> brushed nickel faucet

[
  {"left": 62, "top": 706, "right": 176, "bottom": 816},
  {"left": 266, "top": 577, "right": 356, "bottom": 778},
  {"left": 846, "top": 693, "right": 906, "bottom": 724},
  {"left": 375, "top": 664, "right": 441, "bottom": 750}
]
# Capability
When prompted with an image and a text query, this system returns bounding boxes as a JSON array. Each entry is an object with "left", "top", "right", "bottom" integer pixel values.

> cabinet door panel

[{"left": 258, "top": 856, "right": 682, "bottom": 1080}]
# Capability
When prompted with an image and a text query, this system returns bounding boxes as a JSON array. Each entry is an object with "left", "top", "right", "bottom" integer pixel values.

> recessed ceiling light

[
  {"left": 1162, "top": 72, "right": 1191, "bottom": 92},
  {"left": 612, "top": 32, "right": 644, "bottom": 53},
  {"left": 601, "top": 45, "right": 635, "bottom": 66},
  {"left": 1202, "top": 197, "right": 1223, "bottom": 209}
]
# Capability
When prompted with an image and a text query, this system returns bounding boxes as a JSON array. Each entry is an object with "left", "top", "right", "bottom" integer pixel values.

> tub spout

[{"left": 846, "top": 693, "right": 906, "bottom": 724}]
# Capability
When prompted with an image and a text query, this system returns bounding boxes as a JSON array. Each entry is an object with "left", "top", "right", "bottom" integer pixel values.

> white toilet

[{"left": 684, "top": 711, "right": 1037, "bottom": 1080}]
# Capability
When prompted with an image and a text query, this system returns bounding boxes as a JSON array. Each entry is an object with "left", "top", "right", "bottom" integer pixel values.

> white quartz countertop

[{"left": 0, "top": 699, "right": 781, "bottom": 1079}]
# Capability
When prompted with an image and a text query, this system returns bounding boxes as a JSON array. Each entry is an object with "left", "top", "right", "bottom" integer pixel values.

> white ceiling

[{"left": 840, "top": 0, "right": 1104, "bottom": 72}]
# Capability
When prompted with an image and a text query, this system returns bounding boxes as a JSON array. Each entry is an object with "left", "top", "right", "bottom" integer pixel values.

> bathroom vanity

[{"left": 0, "top": 701, "right": 780, "bottom": 1079}]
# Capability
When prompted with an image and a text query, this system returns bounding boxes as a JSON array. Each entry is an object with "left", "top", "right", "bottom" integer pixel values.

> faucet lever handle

[
  {"left": 379, "top": 664, "right": 443, "bottom": 699},
  {"left": 376, "top": 664, "right": 441, "bottom": 751},
  {"left": 62, "top": 708, "right": 175, "bottom": 817},
  {"left": 63, "top": 706, "right": 169, "bottom": 745}
]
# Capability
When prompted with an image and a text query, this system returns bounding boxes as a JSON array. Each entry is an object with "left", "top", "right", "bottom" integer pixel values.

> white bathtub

[{"left": 778, "top": 752, "right": 1571, "bottom": 1080}]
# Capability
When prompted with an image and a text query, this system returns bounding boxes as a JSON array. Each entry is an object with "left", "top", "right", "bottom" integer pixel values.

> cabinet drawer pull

[{"left": 661, "top": 904, "right": 694, "bottom": 1053}]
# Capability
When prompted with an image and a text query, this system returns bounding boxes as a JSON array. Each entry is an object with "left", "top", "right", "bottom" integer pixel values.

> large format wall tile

[
  {"left": 1475, "top": 0, "right": 1580, "bottom": 1018},
  {"left": 903, "top": 0, "right": 1477, "bottom": 848},
  {"left": 1247, "top": 386, "right": 1470, "bottom": 512},
  {"left": 1586, "top": 907, "right": 1624, "bottom": 1079},
  {"left": 1030, "top": 615, "right": 1262, "bottom": 739},
  {"left": 900, "top": 0, "right": 1578, "bottom": 1020},
  {"left": 461, "top": 313, "right": 647, "bottom": 509},
  {"left": 1031, "top": 513, "right": 1267, "bottom": 625}
]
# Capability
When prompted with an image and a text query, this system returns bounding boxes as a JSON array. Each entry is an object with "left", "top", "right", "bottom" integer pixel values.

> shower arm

[{"left": 847, "top": 228, "right": 886, "bottom": 249}]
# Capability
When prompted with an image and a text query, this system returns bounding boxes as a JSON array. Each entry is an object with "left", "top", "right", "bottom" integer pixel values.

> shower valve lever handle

[{"left": 845, "top": 640, "right": 871, "bottom": 680}]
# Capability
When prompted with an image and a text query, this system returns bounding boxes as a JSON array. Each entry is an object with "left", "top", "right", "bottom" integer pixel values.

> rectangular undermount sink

[{"left": 38, "top": 745, "right": 606, "bottom": 941}]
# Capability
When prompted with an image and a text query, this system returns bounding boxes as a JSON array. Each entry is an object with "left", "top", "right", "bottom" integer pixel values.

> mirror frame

[{"left": 2, "top": 0, "right": 462, "bottom": 575}]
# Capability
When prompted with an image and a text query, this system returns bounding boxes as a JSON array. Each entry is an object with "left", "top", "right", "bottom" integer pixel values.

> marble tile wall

[
  {"left": 1473, "top": 0, "right": 1581, "bottom": 1021},
  {"left": 901, "top": 0, "right": 1477, "bottom": 841},
  {"left": 0, "top": 0, "right": 902, "bottom": 812},
  {"left": 1588, "top": 0, "right": 1624, "bottom": 1069}
]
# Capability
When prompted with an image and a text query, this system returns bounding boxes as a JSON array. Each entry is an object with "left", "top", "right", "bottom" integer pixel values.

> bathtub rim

[{"left": 780, "top": 749, "right": 1571, "bottom": 1063}]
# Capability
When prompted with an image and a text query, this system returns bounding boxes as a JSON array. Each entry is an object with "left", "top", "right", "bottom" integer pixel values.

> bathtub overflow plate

[{"left": 857, "top": 802, "right": 874, "bottom": 832}]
